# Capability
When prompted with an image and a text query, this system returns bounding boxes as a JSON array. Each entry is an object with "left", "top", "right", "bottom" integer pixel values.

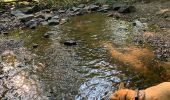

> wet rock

[
  {"left": 34, "top": 12, "right": 52, "bottom": 20},
  {"left": 25, "top": 19, "right": 38, "bottom": 29},
  {"left": 58, "top": 9, "right": 66, "bottom": 13},
  {"left": 133, "top": 20, "right": 143, "bottom": 26},
  {"left": 35, "top": 13, "right": 45, "bottom": 19},
  {"left": 67, "top": 10, "right": 76, "bottom": 16},
  {"left": 17, "top": 64, "right": 25, "bottom": 68},
  {"left": 84, "top": 4, "right": 99, "bottom": 12},
  {"left": 20, "top": 7, "right": 34, "bottom": 14},
  {"left": 64, "top": 40, "right": 77, "bottom": 46},
  {"left": 18, "top": 14, "right": 34, "bottom": 22},
  {"left": 44, "top": 14, "right": 53, "bottom": 21},
  {"left": 11, "top": 10, "right": 25, "bottom": 17},
  {"left": 118, "top": 5, "right": 136, "bottom": 13},
  {"left": 60, "top": 17, "right": 69, "bottom": 25},
  {"left": 47, "top": 14, "right": 60, "bottom": 25},
  {"left": 112, "top": 3, "right": 124, "bottom": 11},
  {"left": 78, "top": 4, "right": 85, "bottom": 8},
  {"left": 89, "top": 4, "right": 100, "bottom": 11},
  {"left": 27, "top": 4, "right": 41, "bottom": 14},
  {"left": 40, "top": 21, "right": 48, "bottom": 26},
  {"left": 0, "top": 9, "right": 5, "bottom": 14},
  {"left": 52, "top": 15, "right": 60, "bottom": 19},
  {"left": 72, "top": 7, "right": 81, "bottom": 12},
  {"left": 43, "top": 31, "right": 55, "bottom": 38},
  {"left": 2, "top": 32, "right": 9, "bottom": 35},
  {"left": 107, "top": 13, "right": 114, "bottom": 17},
  {"left": 42, "top": 9, "right": 51, "bottom": 13},
  {"left": 32, "top": 43, "right": 39, "bottom": 49},
  {"left": 98, "top": 5, "right": 110, "bottom": 12},
  {"left": 84, "top": 5, "right": 90, "bottom": 11},
  {"left": 48, "top": 19, "right": 60, "bottom": 26},
  {"left": 75, "top": 9, "right": 85, "bottom": 16}
]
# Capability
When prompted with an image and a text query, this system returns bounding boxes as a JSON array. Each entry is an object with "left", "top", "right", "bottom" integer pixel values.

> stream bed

[{"left": 1, "top": 12, "right": 170, "bottom": 100}]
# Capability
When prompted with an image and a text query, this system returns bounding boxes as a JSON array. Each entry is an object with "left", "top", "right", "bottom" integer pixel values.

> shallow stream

[{"left": 2, "top": 13, "right": 170, "bottom": 100}]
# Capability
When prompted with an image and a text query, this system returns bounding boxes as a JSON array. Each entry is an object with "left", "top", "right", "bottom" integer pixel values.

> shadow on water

[{"left": 3, "top": 13, "right": 170, "bottom": 99}]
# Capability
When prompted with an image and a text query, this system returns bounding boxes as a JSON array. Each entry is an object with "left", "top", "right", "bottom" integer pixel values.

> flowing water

[{"left": 1, "top": 13, "right": 170, "bottom": 100}]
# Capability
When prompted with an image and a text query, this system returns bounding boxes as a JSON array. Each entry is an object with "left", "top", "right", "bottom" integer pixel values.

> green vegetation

[
  {"left": 38, "top": 0, "right": 90, "bottom": 7},
  {"left": 38, "top": 0, "right": 136, "bottom": 7}
]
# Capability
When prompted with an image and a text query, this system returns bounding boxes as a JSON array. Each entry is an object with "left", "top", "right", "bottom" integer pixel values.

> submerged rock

[{"left": 64, "top": 40, "right": 77, "bottom": 46}]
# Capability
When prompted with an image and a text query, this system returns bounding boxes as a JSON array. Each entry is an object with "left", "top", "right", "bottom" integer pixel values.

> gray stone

[
  {"left": 89, "top": 4, "right": 99, "bottom": 11},
  {"left": 112, "top": 3, "right": 124, "bottom": 11},
  {"left": 25, "top": 19, "right": 38, "bottom": 29},
  {"left": 40, "top": 21, "right": 48, "bottom": 26},
  {"left": 78, "top": 4, "right": 85, "bottom": 8},
  {"left": 11, "top": 10, "right": 25, "bottom": 17},
  {"left": 118, "top": 5, "right": 136, "bottom": 13},
  {"left": 48, "top": 19, "right": 59, "bottom": 26},
  {"left": 72, "top": 7, "right": 81, "bottom": 12},
  {"left": 58, "top": 9, "right": 65, "bottom": 13},
  {"left": 18, "top": 14, "right": 34, "bottom": 22},
  {"left": 98, "top": 5, "right": 110, "bottom": 12},
  {"left": 43, "top": 31, "right": 55, "bottom": 38},
  {"left": 52, "top": 15, "right": 60, "bottom": 19}
]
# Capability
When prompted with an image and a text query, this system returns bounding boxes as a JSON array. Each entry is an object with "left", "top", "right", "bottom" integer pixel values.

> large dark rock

[
  {"left": 118, "top": 5, "right": 136, "bottom": 13},
  {"left": 64, "top": 40, "right": 77, "bottom": 46}
]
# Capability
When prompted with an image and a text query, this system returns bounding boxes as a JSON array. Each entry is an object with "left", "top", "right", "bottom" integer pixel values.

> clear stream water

[{"left": 4, "top": 13, "right": 170, "bottom": 100}]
